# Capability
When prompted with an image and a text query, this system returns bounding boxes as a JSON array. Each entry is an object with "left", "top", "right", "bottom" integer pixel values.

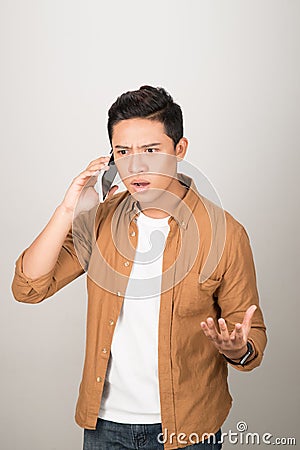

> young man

[{"left": 11, "top": 86, "right": 267, "bottom": 450}]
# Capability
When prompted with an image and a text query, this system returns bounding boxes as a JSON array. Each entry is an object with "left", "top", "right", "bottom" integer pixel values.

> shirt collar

[{"left": 124, "top": 173, "right": 200, "bottom": 230}]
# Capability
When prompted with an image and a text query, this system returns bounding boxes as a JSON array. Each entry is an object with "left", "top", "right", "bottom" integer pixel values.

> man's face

[{"left": 111, "top": 118, "right": 187, "bottom": 203}]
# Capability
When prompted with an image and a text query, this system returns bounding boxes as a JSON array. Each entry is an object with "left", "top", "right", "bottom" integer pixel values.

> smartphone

[{"left": 97, "top": 152, "right": 118, "bottom": 202}]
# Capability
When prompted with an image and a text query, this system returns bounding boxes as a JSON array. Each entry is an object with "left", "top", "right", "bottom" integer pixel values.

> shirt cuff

[
  {"left": 13, "top": 249, "right": 55, "bottom": 296},
  {"left": 222, "top": 340, "right": 258, "bottom": 366}
]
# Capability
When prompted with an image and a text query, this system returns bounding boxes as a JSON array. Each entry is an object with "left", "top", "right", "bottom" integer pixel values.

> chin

[{"left": 132, "top": 188, "right": 171, "bottom": 210}]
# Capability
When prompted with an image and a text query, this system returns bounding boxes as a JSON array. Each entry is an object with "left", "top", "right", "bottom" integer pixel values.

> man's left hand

[{"left": 200, "top": 305, "right": 257, "bottom": 360}]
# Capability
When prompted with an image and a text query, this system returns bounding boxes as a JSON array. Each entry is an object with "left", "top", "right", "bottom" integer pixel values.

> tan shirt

[{"left": 11, "top": 173, "right": 267, "bottom": 450}]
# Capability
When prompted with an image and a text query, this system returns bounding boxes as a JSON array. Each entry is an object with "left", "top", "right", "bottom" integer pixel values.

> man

[{"left": 11, "top": 85, "right": 267, "bottom": 450}]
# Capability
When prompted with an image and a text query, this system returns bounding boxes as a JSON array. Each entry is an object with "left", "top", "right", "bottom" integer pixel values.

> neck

[{"left": 138, "top": 181, "right": 188, "bottom": 219}]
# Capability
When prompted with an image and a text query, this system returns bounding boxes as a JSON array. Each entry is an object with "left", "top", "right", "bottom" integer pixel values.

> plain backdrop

[{"left": 1, "top": 1, "right": 299, "bottom": 449}]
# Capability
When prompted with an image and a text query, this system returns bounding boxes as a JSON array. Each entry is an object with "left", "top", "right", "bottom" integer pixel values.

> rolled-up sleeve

[
  {"left": 217, "top": 225, "right": 267, "bottom": 371},
  {"left": 11, "top": 206, "right": 97, "bottom": 304}
]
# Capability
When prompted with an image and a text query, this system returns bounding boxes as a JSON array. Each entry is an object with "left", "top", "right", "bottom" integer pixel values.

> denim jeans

[{"left": 83, "top": 417, "right": 222, "bottom": 449}]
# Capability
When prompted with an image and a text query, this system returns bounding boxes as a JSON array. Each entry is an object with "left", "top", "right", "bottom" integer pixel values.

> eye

[
  {"left": 117, "top": 149, "right": 128, "bottom": 155},
  {"left": 146, "top": 148, "right": 158, "bottom": 153}
]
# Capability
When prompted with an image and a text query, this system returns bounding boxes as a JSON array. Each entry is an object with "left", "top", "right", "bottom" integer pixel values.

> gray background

[{"left": 1, "top": 1, "right": 299, "bottom": 449}]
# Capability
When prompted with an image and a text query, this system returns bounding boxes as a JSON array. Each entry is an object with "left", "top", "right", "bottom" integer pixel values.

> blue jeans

[{"left": 83, "top": 417, "right": 222, "bottom": 449}]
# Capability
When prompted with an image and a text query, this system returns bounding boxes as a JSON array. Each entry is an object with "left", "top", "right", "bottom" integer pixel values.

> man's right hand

[{"left": 60, "top": 156, "right": 119, "bottom": 215}]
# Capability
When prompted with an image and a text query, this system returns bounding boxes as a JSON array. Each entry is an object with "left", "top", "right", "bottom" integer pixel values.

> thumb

[{"left": 106, "top": 185, "right": 119, "bottom": 199}]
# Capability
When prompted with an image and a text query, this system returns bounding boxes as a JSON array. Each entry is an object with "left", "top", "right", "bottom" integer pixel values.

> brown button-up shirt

[{"left": 11, "top": 173, "right": 267, "bottom": 450}]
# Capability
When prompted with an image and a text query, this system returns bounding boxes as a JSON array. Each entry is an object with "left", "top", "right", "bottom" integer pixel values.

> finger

[
  {"left": 200, "top": 321, "right": 218, "bottom": 345},
  {"left": 242, "top": 304, "right": 257, "bottom": 333},
  {"left": 200, "top": 321, "right": 211, "bottom": 338},
  {"left": 87, "top": 156, "right": 110, "bottom": 168},
  {"left": 229, "top": 327, "right": 236, "bottom": 340},
  {"left": 81, "top": 169, "right": 104, "bottom": 188},
  {"left": 87, "top": 162, "right": 110, "bottom": 173},
  {"left": 204, "top": 317, "right": 221, "bottom": 342},
  {"left": 230, "top": 322, "right": 245, "bottom": 344},
  {"left": 78, "top": 169, "right": 103, "bottom": 179},
  {"left": 218, "top": 318, "right": 230, "bottom": 342},
  {"left": 106, "top": 185, "right": 119, "bottom": 199},
  {"left": 83, "top": 163, "right": 111, "bottom": 189}
]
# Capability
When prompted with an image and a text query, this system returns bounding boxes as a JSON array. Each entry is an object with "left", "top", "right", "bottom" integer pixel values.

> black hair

[{"left": 107, "top": 85, "right": 183, "bottom": 148}]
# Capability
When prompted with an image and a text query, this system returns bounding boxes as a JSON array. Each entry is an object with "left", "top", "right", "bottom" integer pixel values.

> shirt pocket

[{"left": 176, "top": 272, "right": 222, "bottom": 318}]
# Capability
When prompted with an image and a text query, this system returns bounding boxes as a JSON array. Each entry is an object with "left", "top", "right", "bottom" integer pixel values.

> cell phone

[{"left": 97, "top": 152, "right": 118, "bottom": 202}]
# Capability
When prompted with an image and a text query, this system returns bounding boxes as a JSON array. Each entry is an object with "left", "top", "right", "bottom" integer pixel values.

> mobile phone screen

[{"left": 101, "top": 153, "right": 117, "bottom": 200}]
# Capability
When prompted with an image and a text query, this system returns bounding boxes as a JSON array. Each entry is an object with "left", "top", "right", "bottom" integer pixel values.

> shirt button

[
  {"left": 96, "top": 376, "right": 103, "bottom": 382},
  {"left": 124, "top": 261, "right": 130, "bottom": 267},
  {"left": 130, "top": 231, "right": 136, "bottom": 237},
  {"left": 102, "top": 348, "right": 108, "bottom": 354},
  {"left": 109, "top": 319, "right": 114, "bottom": 326},
  {"left": 181, "top": 221, "right": 186, "bottom": 227}
]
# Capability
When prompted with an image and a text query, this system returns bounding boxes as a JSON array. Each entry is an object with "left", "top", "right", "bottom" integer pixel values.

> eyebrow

[{"left": 115, "top": 142, "right": 162, "bottom": 149}]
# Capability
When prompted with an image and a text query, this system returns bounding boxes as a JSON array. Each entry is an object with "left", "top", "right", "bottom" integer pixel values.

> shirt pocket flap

[
  {"left": 176, "top": 273, "right": 222, "bottom": 317},
  {"left": 199, "top": 276, "right": 223, "bottom": 292}
]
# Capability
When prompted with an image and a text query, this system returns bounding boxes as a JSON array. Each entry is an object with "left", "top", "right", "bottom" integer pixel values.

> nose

[{"left": 128, "top": 153, "right": 149, "bottom": 174}]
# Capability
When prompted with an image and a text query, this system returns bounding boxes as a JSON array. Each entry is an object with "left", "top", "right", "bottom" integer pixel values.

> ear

[{"left": 175, "top": 137, "right": 188, "bottom": 162}]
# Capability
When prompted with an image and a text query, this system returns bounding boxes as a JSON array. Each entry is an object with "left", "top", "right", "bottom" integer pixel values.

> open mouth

[{"left": 131, "top": 181, "right": 150, "bottom": 192}]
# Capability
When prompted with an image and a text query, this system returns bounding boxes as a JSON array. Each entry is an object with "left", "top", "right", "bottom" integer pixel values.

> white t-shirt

[{"left": 98, "top": 210, "right": 170, "bottom": 423}]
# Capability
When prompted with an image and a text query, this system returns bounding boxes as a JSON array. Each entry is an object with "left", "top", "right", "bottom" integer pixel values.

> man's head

[
  {"left": 108, "top": 85, "right": 183, "bottom": 148},
  {"left": 107, "top": 86, "right": 188, "bottom": 216}
]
